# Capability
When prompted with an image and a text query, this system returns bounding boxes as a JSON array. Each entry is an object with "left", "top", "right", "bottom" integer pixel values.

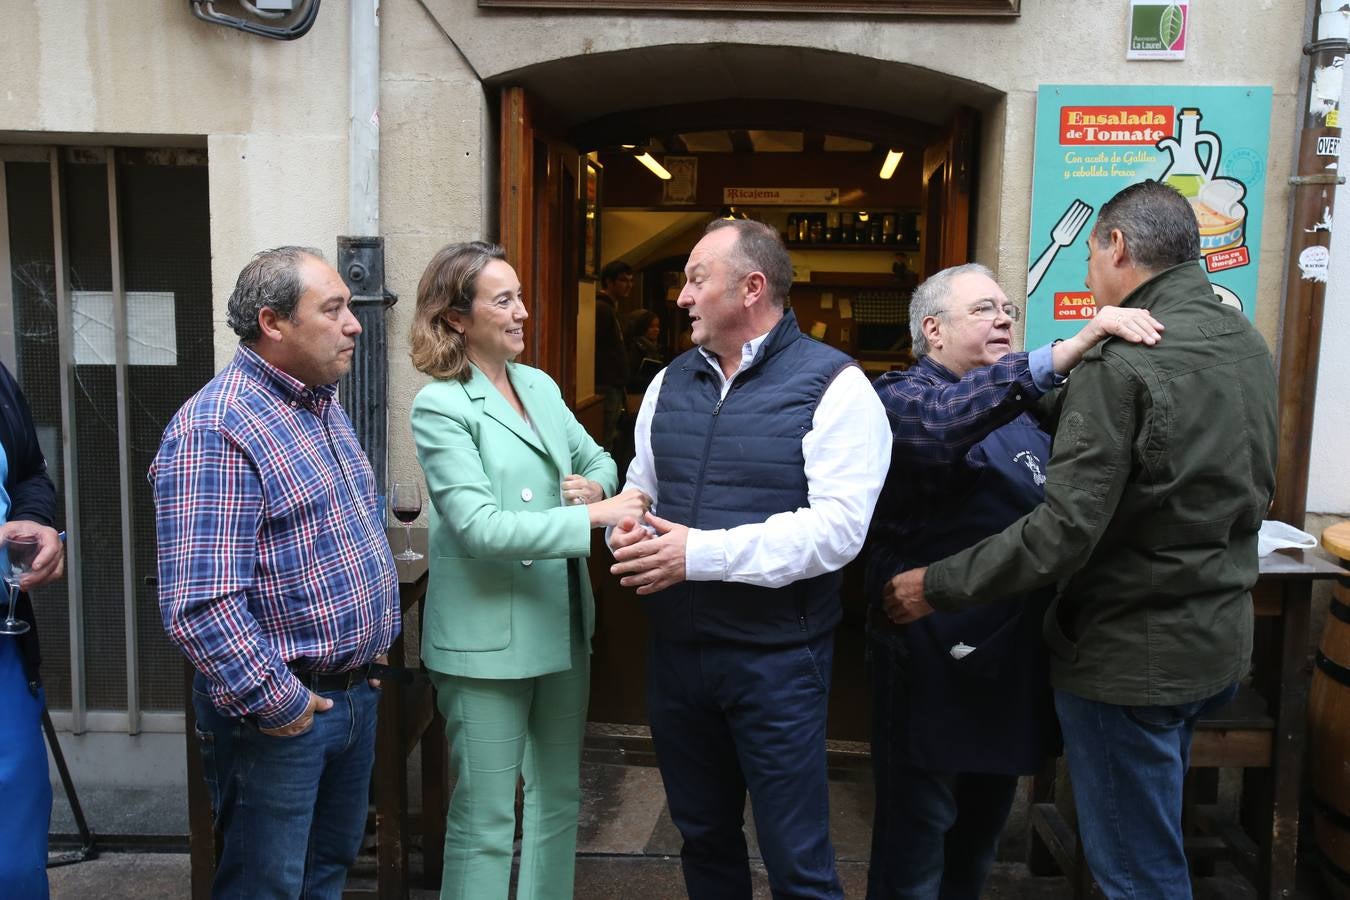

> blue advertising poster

[{"left": 1025, "top": 85, "right": 1273, "bottom": 347}]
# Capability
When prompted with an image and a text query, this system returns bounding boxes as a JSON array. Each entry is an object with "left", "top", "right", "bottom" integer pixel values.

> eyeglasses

[{"left": 968, "top": 300, "right": 1021, "bottom": 322}]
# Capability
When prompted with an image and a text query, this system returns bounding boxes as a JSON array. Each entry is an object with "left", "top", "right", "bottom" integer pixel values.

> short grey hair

[
  {"left": 909, "top": 262, "right": 995, "bottom": 358},
  {"left": 704, "top": 218, "right": 794, "bottom": 307},
  {"left": 226, "top": 246, "right": 326, "bottom": 343},
  {"left": 1092, "top": 180, "right": 1200, "bottom": 272}
]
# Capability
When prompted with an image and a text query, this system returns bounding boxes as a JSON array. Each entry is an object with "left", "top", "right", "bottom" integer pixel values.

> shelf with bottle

[{"left": 782, "top": 208, "right": 920, "bottom": 251}]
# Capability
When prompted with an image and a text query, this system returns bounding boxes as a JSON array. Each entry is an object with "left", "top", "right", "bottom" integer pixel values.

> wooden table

[
  {"left": 184, "top": 528, "right": 441, "bottom": 900},
  {"left": 347, "top": 528, "right": 442, "bottom": 900},
  {"left": 1028, "top": 547, "right": 1347, "bottom": 900}
]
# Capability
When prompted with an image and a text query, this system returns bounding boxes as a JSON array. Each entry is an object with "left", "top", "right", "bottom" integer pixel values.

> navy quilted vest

[{"left": 647, "top": 310, "right": 855, "bottom": 645}]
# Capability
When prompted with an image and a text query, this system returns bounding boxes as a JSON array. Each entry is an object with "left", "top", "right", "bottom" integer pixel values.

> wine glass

[
  {"left": 390, "top": 482, "right": 424, "bottom": 561},
  {"left": 0, "top": 534, "right": 39, "bottom": 636}
]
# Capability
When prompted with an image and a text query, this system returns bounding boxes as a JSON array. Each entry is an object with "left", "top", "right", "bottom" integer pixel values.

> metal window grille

[{"left": 0, "top": 146, "right": 213, "bottom": 733}]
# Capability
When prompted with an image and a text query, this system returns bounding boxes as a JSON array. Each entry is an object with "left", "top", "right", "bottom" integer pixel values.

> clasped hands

[{"left": 608, "top": 512, "right": 688, "bottom": 595}]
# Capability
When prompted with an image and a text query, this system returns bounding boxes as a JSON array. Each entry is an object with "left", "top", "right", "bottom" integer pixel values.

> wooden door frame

[
  {"left": 922, "top": 106, "right": 978, "bottom": 269},
  {"left": 499, "top": 86, "right": 579, "bottom": 405}
]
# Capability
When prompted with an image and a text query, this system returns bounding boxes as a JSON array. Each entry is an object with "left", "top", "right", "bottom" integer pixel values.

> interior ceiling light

[
  {"left": 879, "top": 149, "right": 904, "bottom": 180},
  {"left": 635, "top": 152, "right": 673, "bottom": 180}
]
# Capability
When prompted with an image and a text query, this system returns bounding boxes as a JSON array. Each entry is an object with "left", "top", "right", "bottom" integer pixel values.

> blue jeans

[
  {"left": 647, "top": 635, "right": 842, "bottom": 900},
  {"left": 1054, "top": 684, "right": 1237, "bottom": 900},
  {"left": 192, "top": 673, "right": 381, "bottom": 900}
]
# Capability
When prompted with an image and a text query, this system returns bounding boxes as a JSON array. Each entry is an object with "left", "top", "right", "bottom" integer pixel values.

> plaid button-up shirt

[{"left": 151, "top": 345, "right": 399, "bottom": 728}]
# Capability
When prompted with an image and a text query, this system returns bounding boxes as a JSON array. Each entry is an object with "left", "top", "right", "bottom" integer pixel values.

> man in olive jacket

[{"left": 886, "top": 180, "right": 1278, "bottom": 900}]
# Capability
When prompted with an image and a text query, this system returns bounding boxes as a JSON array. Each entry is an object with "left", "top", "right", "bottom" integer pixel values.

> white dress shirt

[{"left": 621, "top": 330, "right": 892, "bottom": 589}]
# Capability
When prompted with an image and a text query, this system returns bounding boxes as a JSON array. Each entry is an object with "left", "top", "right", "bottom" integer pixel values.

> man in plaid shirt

[{"left": 152, "top": 246, "right": 399, "bottom": 899}]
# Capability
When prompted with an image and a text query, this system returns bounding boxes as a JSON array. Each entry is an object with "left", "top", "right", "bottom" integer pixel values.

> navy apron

[{"left": 871, "top": 412, "right": 1060, "bottom": 775}]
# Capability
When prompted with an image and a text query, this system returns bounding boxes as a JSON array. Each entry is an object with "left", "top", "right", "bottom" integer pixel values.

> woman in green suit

[{"left": 410, "top": 242, "right": 649, "bottom": 900}]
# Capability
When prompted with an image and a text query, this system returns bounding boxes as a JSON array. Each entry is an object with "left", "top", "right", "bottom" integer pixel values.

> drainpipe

[
  {"left": 338, "top": 0, "right": 397, "bottom": 498},
  {"left": 1271, "top": 0, "right": 1348, "bottom": 525}
]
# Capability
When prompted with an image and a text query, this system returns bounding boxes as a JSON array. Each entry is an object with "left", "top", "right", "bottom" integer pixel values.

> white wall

[{"left": 1306, "top": 69, "right": 1350, "bottom": 515}]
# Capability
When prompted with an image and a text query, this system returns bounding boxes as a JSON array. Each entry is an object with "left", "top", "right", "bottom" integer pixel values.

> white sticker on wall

[
  {"left": 72, "top": 291, "right": 178, "bottom": 365},
  {"left": 1299, "top": 245, "right": 1331, "bottom": 283}
]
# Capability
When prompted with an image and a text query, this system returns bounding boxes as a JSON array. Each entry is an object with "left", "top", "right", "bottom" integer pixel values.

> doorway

[{"left": 493, "top": 55, "right": 990, "bottom": 743}]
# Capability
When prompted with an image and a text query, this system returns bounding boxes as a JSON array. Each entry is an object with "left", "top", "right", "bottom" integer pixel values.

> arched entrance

[{"left": 488, "top": 45, "right": 1004, "bottom": 742}]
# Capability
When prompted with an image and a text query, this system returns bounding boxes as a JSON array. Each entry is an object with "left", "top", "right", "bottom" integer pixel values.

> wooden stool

[{"left": 1308, "top": 521, "right": 1350, "bottom": 897}]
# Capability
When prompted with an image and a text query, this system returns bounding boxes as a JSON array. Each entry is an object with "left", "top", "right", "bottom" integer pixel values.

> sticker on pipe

[{"left": 1299, "top": 245, "right": 1330, "bottom": 283}]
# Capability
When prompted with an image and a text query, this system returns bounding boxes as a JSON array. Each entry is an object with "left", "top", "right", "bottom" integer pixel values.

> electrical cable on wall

[{"left": 188, "top": 0, "right": 320, "bottom": 41}]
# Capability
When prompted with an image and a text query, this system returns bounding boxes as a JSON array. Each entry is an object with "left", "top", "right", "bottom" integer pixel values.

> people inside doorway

[
  {"left": 624, "top": 308, "right": 665, "bottom": 394},
  {"left": 609, "top": 218, "right": 891, "bottom": 899},
  {"left": 884, "top": 180, "right": 1279, "bottom": 900},
  {"left": 0, "top": 363, "right": 65, "bottom": 900},
  {"left": 152, "top": 246, "right": 399, "bottom": 900},
  {"left": 594, "top": 260, "right": 632, "bottom": 449},
  {"left": 865, "top": 263, "right": 1163, "bottom": 900},
  {"left": 408, "top": 241, "right": 649, "bottom": 899}
]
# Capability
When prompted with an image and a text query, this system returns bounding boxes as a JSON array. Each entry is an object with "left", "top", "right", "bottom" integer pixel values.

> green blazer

[{"left": 411, "top": 362, "right": 617, "bottom": 679}]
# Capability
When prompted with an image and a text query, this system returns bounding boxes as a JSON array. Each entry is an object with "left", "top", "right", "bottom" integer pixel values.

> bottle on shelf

[{"left": 855, "top": 212, "right": 870, "bottom": 244}]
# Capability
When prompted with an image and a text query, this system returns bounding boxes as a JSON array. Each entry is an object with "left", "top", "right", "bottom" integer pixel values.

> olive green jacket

[
  {"left": 925, "top": 262, "right": 1277, "bottom": 705},
  {"left": 412, "top": 362, "right": 617, "bottom": 680}
]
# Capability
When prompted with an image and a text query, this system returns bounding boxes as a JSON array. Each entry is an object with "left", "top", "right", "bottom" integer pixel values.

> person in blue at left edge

[
  {"left": 0, "top": 361, "right": 66, "bottom": 899},
  {"left": 152, "top": 247, "right": 399, "bottom": 900},
  {"left": 865, "top": 263, "right": 1163, "bottom": 900}
]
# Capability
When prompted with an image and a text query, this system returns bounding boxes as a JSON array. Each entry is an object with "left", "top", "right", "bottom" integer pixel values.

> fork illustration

[{"left": 1027, "top": 199, "right": 1094, "bottom": 296}]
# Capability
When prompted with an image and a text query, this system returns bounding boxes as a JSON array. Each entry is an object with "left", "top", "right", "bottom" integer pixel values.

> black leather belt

[
  {"left": 287, "top": 661, "right": 415, "bottom": 692},
  {"left": 289, "top": 664, "right": 375, "bottom": 692}
]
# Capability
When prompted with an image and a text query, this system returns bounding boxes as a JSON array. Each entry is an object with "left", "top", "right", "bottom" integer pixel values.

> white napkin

[{"left": 1257, "top": 520, "right": 1318, "bottom": 557}]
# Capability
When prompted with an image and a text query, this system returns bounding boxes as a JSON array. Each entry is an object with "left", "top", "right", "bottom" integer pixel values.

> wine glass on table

[
  {"left": 390, "top": 482, "right": 424, "bottom": 561},
  {"left": 0, "top": 534, "right": 39, "bottom": 636}
]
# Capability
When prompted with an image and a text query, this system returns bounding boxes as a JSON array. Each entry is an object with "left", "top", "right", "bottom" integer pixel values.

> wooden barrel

[{"left": 1311, "top": 521, "right": 1350, "bottom": 898}]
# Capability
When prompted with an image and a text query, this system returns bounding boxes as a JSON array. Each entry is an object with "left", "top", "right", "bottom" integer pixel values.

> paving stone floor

[{"left": 47, "top": 757, "right": 1332, "bottom": 898}]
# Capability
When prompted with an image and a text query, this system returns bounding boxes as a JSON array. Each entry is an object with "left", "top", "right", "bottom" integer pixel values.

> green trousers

[{"left": 429, "top": 627, "right": 590, "bottom": 900}]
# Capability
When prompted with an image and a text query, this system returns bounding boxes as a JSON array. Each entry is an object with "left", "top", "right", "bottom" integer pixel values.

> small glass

[
  {"left": 390, "top": 482, "right": 424, "bottom": 561},
  {"left": 1, "top": 534, "right": 39, "bottom": 636}
]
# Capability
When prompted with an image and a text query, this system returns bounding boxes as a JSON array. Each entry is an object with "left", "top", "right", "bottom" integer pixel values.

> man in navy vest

[
  {"left": 610, "top": 218, "right": 891, "bottom": 899},
  {"left": 866, "top": 263, "right": 1162, "bottom": 900}
]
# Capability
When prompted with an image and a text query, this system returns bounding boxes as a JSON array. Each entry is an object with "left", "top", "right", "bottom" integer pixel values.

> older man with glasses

[{"left": 864, "top": 262, "right": 1163, "bottom": 900}]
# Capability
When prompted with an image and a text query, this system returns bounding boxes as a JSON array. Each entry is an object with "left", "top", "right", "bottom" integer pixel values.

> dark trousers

[
  {"left": 647, "top": 634, "right": 843, "bottom": 900},
  {"left": 866, "top": 633, "right": 1018, "bottom": 900}
]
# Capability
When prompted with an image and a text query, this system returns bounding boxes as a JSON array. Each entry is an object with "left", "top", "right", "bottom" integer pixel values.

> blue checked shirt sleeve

[
  {"left": 874, "top": 350, "right": 1047, "bottom": 469},
  {"left": 152, "top": 430, "right": 309, "bottom": 729}
]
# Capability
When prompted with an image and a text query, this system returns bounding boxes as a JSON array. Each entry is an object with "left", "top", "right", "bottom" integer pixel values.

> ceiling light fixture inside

[
  {"left": 635, "top": 152, "right": 672, "bottom": 180},
  {"left": 879, "top": 149, "right": 904, "bottom": 180}
]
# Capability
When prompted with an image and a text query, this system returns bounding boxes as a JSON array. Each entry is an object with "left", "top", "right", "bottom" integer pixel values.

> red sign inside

[{"left": 1054, "top": 292, "right": 1097, "bottom": 320}]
